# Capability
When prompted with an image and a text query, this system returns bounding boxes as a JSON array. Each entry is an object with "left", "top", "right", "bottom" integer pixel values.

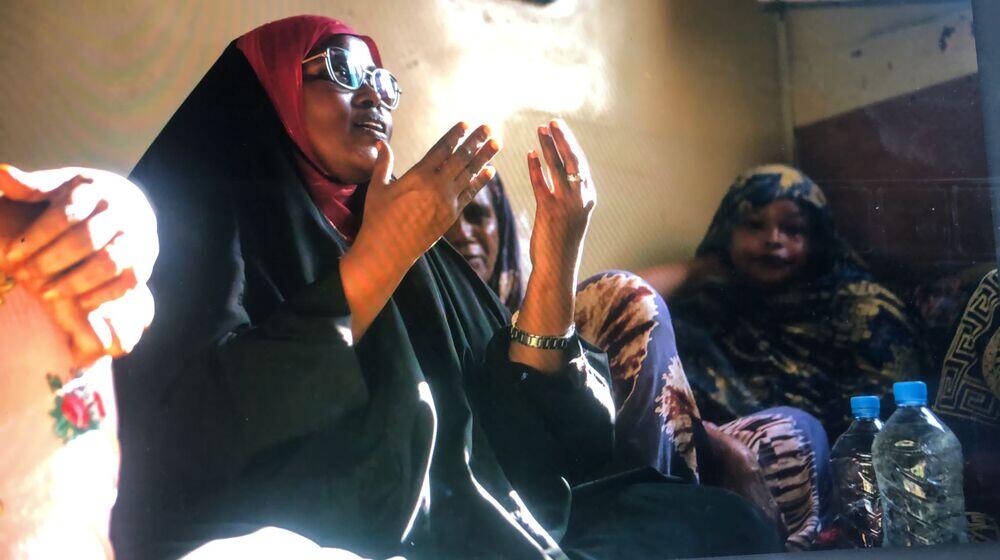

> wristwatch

[{"left": 509, "top": 323, "right": 576, "bottom": 350}]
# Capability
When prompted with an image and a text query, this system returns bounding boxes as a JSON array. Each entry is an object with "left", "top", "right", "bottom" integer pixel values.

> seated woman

[
  {"left": 110, "top": 15, "right": 782, "bottom": 560},
  {"left": 641, "top": 164, "right": 927, "bottom": 439},
  {"left": 445, "top": 173, "right": 831, "bottom": 550}
]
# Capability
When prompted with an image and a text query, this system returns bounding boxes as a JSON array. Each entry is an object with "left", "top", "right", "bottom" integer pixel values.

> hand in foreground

[{"left": 0, "top": 165, "right": 157, "bottom": 367}]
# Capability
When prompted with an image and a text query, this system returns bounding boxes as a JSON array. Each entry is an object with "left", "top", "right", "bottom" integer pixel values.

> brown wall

[
  {"left": 796, "top": 74, "right": 993, "bottom": 290},
  {"left": 786, "top": 1, "right": 991, "bottom": 293}
]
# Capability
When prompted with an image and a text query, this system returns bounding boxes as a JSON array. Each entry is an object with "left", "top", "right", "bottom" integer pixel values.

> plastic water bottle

[
  {"left": 872, "top": 381, "right": 967, "bottom": 546},
  {"left": 830, "top": 395, "right": 883, "bottom": 547}
]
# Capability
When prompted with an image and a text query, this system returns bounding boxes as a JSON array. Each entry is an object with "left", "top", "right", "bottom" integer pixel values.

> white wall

[
  {"left": 0, "top": 0, "right": 789, "bottom": 275},
  {"left": 786, "top": 1, "right": 978, "bottom": 126}
]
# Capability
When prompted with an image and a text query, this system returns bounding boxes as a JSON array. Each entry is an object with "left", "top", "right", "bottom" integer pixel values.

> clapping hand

[{"left": 526, "top": 119, "right": 596, "bottom": 278}]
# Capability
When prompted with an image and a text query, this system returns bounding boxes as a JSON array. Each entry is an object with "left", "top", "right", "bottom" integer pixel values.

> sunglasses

[{"left": 302, "top": 46, "right": 402, "bottom": 110}]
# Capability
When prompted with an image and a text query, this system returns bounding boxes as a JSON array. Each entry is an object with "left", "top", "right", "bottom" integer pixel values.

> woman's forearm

[
  {"left": 638, "top": 262, "right": 695, "bottom": 299},
  {"left": 339, "top": 229, "right": 418, "bottom": 341},
  {"left": 639, "top": 256, "right": 722, "bottom": 300},
  {"left": 508, "top": 246, "right": 581, "bottom": 373}
]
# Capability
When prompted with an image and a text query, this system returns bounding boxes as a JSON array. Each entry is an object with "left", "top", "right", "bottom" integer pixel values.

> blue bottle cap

[
  {"left": 850, "top": 395, "right": 880, "bottom": 418},
  {"left": 893, "top": 381, "right": 927, "bottom": 406}
]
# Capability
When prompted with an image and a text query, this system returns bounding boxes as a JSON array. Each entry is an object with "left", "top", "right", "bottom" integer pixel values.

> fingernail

[
  {"left": 488, "top": 139, "right": 501, "bottom": 151},
  {"left": 550, "top": 119, "right": 561, "bottom": 129},
  {"left": 482, "top": 124, "right": 493, "bottom": 137},
  {"left": 537, "top": 126, "right": 549, "bottom": 136}
]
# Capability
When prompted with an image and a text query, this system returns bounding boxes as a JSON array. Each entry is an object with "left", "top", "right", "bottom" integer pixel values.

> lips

[
  {"left": 454, "top": 245, "right": 485, "bottom": 264},
  {"left": 353, "top": 114, "right": 388, "bottom": 139},
  {"left": 460, "top": 251, "right": 485, "bottom": 263},
  {"left": 756, "top": 254, "right": 791, "bottom": 269}
]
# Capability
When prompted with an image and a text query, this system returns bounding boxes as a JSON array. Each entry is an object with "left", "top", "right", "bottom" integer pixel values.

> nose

[
  {"left": 764, "top": 226, "right": 782, "bottom": 247},
  {"left": 351, "top": 79, "right": 380, "bottom": 109}
]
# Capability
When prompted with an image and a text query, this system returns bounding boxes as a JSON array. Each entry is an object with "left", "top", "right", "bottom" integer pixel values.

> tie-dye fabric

[
  {"left": 475, "top": 175, "right": 829, "bottom": 549},
  {"left": 574, "top": 271, "right": 829, "bottom": 550},
  {"left": 576, "top": 270, "right": 701, "bottom": 480},
  {"left": 673, "top": 164, "right": 926, "bottom": 437},
  {"left": 717, "top": 408, "right": 830, "bottom": 550}
]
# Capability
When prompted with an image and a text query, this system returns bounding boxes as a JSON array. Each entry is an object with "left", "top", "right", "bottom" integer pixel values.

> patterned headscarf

[
  {"left": 484, "top": 174, "right": 524, "bottom": 312},
  {"left": 674, "top": 164, "right": 925, "bottom": 435},
  {"left": 696, "top": 164, "right": 861, "bottom": 281}
]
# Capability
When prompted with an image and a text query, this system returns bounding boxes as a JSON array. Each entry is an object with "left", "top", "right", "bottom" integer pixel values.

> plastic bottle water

[
  {"left": 830, "top": 395, "right": 883, "bottom": 547},
  {"left": 872, "top": 381, "right": 967, "bottom": 547}
]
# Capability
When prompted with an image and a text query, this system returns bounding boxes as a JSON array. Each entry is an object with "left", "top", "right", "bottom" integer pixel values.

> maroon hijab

[{"left": 237, "top": 15, "right": 383, "bottom": 240}]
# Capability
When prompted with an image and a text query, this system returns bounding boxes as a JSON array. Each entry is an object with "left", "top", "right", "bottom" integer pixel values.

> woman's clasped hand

[{"left": 0, "top": 165, "right": 157, "bottom": 367}]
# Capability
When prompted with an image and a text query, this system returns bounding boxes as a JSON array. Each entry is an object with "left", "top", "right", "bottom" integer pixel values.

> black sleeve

[
  {"left": 119, "top": 238, "right": 436, "bottom": 557},
  {"left": 112, "top": 46, "right": 433, "bottom": 557},
  {"left": 477, "top": 330, "right": 616, "bottom": 486},
  {"left": 158, "top": 263, "right": 369, "bottom": 483}
]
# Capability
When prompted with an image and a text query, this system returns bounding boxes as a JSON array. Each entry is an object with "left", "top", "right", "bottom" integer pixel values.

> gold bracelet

[{"left": 509, "top": 323, "right": 575, "bottom": 350}]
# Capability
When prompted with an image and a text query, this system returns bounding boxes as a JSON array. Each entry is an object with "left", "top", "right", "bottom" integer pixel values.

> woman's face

[
  {"left": 301, "top": 35, "right": 393, "bottom": 184},
  {"left": 729, "top": 199, "right": 810, "bottom": 289},
  {"left": 444, "top": 187, "right": 500, "bottom": 283}
]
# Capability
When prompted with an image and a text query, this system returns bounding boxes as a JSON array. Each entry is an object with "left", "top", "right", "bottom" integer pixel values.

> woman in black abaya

[{"left": 111, "top": 15, "right": 782, "bottom": 560}]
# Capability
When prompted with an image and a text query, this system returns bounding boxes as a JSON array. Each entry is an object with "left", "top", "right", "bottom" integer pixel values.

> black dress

[{"left": 111, "top": 43, "right": 781, "bottom": 560}]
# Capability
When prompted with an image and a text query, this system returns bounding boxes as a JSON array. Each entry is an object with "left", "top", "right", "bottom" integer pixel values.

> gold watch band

[{"left": 509, "top": 323, "right": 575, "bottom": 350}]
